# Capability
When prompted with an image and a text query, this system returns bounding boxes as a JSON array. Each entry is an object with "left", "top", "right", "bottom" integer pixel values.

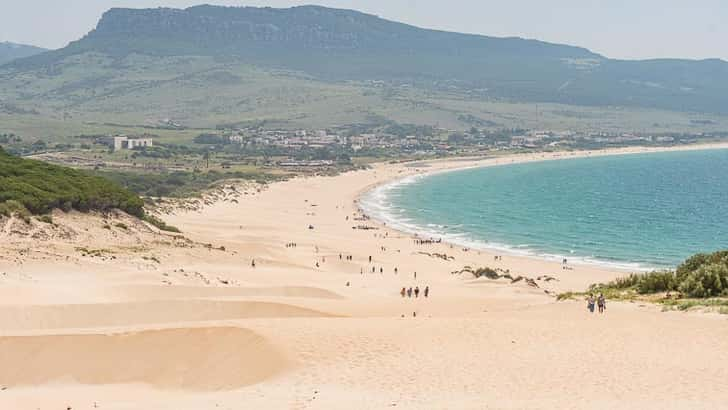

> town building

[{"left": 112, "top": 136, "right": 154, "bottom": 151}]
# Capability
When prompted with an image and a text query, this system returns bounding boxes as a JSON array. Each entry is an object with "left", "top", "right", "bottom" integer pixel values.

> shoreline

[{"left": 356, "top": 142, "right": 728, "bottom": 272}]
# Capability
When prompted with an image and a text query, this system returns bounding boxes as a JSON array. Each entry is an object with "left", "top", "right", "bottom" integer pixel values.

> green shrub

[
  {"left": 610, "top": 274, "right": 641, "bottom": 289},
  {"left": 95, "top": 169, "right": 281, "bottom": 198},
  {"left": 0, "top": 199, "right": 29, "bottom": 217},
  {"left": 556, "top": 292, "right": 577, "bottom": 301},
  {"left": 592, "top": 251, "right": 728, "bottom": 299},
  {"left": 636, "top": 270, "right": 677, "bottom": 294},
  {"left": 143, "top": 214, "right": 181, "bottom": 233},
  {"left": 37, "top": 214, "right": 53, "bottom": 224},
  {"left": 676, "top": 251, "right": 728, "bottom": 283},
  {"left": 473, "top": 267, "right": 499, "bottom": 279},
  {"left": 114, "top": 222, "right": 128, "bottom": 230},
  {"left": 678, "top": 263, "right": 728, "bottom": 298},
  {"left": 0, "top": 147, "right": 144, "bottom": 217}
]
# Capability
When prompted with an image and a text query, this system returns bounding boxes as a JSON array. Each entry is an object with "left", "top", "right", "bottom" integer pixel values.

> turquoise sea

[{"left": 361, "top": 149, "right": 728, "bottom": 270}]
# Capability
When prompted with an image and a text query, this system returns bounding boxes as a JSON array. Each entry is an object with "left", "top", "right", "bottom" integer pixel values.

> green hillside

[
  {"left": 0, "top": 41, "right": 47, "bottom": 65},
  {"left": 10, "top": 5, "right": 728, "bottom": 114},
  {"left": 0, "top": 146, "right": 143, "bottom": 216},
  {"left": 1, "top": 5, "right": 727, "bottom": 138}
]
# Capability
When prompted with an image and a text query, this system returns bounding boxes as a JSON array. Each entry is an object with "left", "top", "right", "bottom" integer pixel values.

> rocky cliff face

[{"left": 83, "top": 5, "right": 598, "bottom": 56}]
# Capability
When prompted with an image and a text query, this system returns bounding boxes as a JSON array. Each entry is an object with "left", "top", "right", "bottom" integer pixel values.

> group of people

[
  {"left": 400, "top": 286, "right": 429, "bottom": 298},
  {"left": 285, "top": 242, "right": 298, "bottom": 248},
  {"left": 339, "top": 254, "right": 354, "bottom": 261},
  {"left": 587, "top": 293, "right": 606, "bottom": 313}
]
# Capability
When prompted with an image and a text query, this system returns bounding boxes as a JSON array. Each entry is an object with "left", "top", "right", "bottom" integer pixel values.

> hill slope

[
  {"left": 1, "top": 4, "right": 728, "bottom": 131},
  {"left": 0, "top": 146, "right": 143, "bottom": 216},
  {"left": 0, "top": 42, "right": 47, "bottom": 65}
]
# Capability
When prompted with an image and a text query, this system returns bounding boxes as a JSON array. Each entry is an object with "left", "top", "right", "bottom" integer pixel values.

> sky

[{"left": 1, "top": 0, "right": 726, "bottom": 61}]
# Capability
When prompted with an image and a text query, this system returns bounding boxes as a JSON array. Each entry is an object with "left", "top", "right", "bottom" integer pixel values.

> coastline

[
  {"left": 2, "top": 143, "right": 728, "bottom": 408},
  {"left": 356, "top": 142, "right": 728, "bottom": 272}
]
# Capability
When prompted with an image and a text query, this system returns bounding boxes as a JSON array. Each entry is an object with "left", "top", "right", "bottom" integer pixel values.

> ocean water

[{"left": 361, "top": 149, "right": 728, "bottom": 271}]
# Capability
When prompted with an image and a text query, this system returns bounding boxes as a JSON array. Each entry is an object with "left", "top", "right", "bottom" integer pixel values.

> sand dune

[
  {"left": 0, "top": 300, "right": 336, "bottom": 332},
  {"left": 109, "top": 284, "right": 345, "bottom": 301},
  {"left": 0, "top": 327, "right": 289, "bottom": 390}
]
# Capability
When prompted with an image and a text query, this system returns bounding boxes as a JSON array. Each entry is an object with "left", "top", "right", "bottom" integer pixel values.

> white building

[{"left": 113, "top": 136, "right": 154, "bottom": 151}]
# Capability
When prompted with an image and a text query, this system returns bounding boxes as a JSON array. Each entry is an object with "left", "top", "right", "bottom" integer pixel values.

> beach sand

[{"left": 1, "top": 144, "right": 727, "bottom": 409}]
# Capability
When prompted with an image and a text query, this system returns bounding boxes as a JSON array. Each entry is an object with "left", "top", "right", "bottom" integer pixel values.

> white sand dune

[{"left": 0, "top": 327, "right": 289, "bottom": 390}]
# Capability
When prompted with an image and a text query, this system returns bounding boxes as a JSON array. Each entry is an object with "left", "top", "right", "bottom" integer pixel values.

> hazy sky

[{"left": 1, "top": 0, "right": 726, "bottom": 60}]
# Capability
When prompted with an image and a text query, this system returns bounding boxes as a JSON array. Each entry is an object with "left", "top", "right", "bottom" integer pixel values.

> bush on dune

[
  {"left": 678, "top": 263, "right": 728, "bottom": 298},
  {"left": 0, "top": 147, "right": 144, "bottom": 217},
  {"left": 636, "top": 270, "right": 677, "bottom": 294},
  {"left": 0, "top": 147, "right": 183, "bottom": 231},
  {"left": 592, "top": 250, "right": 728, "bottom": 299}
]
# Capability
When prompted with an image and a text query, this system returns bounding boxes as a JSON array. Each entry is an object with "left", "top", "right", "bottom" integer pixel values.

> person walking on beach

[
  {"left": 407, "top": 287, "right": 413, "bottom": 298},
  {"left": 424, "top": 286, "right": 429, "bottom": 298},
  {"left": 400, "top": 287, "right": 406, "bottom": 298},
  {"left": 597, "top": 293, "right": 606, "bottom": 313},
  {"left": 587, "top": 295, "right": 595, "bottom": 313},
  {"left": 414, "top": 286, "right": 420, "bottom": 298}
]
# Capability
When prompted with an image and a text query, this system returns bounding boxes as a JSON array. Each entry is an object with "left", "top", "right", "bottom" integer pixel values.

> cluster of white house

[{"left": 109, "top": 136, "right": 154, "bottom": 151}]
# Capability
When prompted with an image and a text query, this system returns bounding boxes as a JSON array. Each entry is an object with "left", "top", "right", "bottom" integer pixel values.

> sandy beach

[{"left": 1, "top": 144, "right": 728, "bottom": 409}]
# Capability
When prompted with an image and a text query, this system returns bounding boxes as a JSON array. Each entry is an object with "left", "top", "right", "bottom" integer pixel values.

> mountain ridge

[
  {"left": 3, "top": 4, "right": 728, "bottom": 115},
  {"left": 0, "top": 41, "right": 48, "bottom": 65}
]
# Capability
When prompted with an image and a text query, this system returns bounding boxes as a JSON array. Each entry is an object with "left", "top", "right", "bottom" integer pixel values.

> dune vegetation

[
  {"left": 593, "top": 251, "right": 728, "bottom": 298},
  {"left": 0, "top": 146, "right": 144, "bottom": 217},
  {"left": 0, "top": 147, "right": 190, "bottom": 232},
  {"left": 559, "top": 250, "right": 728, "bottom": 312}
]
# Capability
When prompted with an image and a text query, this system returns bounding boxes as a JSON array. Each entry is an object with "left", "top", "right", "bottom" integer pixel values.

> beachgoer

[
  {"left": 407, "top": 287, "right": 412, "bottom": 298},
  {"left": 424, "top": 286, "right": 429, "bottom": 298},
  {"left": 414, "top": 271, "right": 417, "bottom": 279},
  {"left": 394, "top": 267, "right": 398, "bottom": 274},
  {"left": 598, "top": 294, "right": 606, "bottom": 313},
  {"left": 587, "top": 295, "right": 595, "bottom": 313},
  {"left": 251, "top": 259, "right": 256, "bottom": 268},
  {"left": 400, "top": 287, "right": 406, "bottom": 297},
  {"left": 414, "top": 286, "right": 420, "bottom": 298}
]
